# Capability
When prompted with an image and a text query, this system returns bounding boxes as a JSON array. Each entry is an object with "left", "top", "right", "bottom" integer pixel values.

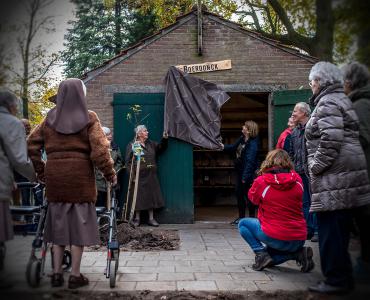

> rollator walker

[
  {"left": 10, "top": 182, "right": 71, "bottom": 287},
  {"left": 100, "top": 183, "right": 121, "bottom": 288}
]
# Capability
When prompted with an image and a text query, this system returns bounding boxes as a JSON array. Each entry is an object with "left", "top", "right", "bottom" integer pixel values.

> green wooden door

[
  {"left": 113, "top": 93, "right": 194, "bottom": 223},
  {"left": 272, "top": 89, "right": 312, "bottom": 145}
]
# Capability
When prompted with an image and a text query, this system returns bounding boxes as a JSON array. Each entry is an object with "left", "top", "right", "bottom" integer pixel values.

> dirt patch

[
  {"left": 0, "top": 290, "right": 326, "bottom": 300},
  {"left": 88, "top": 222, "right": 180, "bottom": 252}
]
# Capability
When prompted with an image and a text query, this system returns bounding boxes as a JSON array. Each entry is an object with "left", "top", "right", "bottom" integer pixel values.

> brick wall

[{"left": 85, "top": 14, "right": 314, "bottom": 129}]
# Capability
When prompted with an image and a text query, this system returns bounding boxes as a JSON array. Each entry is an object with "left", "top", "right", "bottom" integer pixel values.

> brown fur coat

[{"left": 28, "top": 111, "right": 115, "bottom": 203}]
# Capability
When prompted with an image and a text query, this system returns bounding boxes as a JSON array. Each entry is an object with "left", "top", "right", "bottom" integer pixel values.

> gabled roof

[{"left": 83, "top": 7, "right": 317, "bottom": 83}]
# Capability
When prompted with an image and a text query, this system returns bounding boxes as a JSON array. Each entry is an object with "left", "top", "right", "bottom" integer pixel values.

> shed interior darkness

[{"left": 194, "top": 92, "right": 269, "bottom": 222}]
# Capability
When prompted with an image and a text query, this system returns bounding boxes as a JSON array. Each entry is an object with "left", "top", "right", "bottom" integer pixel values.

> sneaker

[
  {"left": 51, "top": 273, "right": 64, "bottom": 287},
  {"left": 296, "top": 246, "right": 315, "bottom": 272},
  {"left": 252, "top": 251, "right": 273, "bottom": 271},
  {"left": 147, "top": 219, "right": 159, "bottom": 227},
  {"left": 68, "top": 274, "right": 89, "bottom": 289},
  {"left": 132, "top": 219, "right": 140, "bottom": 227}
]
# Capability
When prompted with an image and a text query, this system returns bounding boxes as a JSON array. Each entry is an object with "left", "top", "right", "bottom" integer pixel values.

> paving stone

[
  {"left": 223, "top": 259, "right": 252, "bottom": 266},
  {"left": 140, "top": 266, "right": 175, "bottom": 273},
  {"left": 194, "top": 272, "right": 232, "bottom": 281},
  {"left": 254, "top": 280, "right": 300, "bottom": 291},
  {"left": 159, "top": 260, "right": 191, "bottom": 267},
  {"left": 174, "top": 255, "right": 205, "bottom": 261},
  {"left": 158, "top": 272, "right": 195, "bottom": 281},
  {"left": 229, "top": 272, "right": 271, "bottom": 281},
  {"left": 210, "top": 265, "right": 246, "bottom": 273},
  {"left": 4, "top": 224, "right": 326, "bottom": 293},
  {"left": 118, "top": 273, "right": 157, "bottom": 281},
  {"left": 94, "top": 280, "right": 136, "bottom": 291},
  {"left": 177, "top": 280, "right": 218, "bottom": 291},
  {"left": 117, "top": 266, "right": 141, "bottom": 273},
  {"left": 175, "top": 265, "right": 211, "bottom": 273},
  {"left": 190, "top": 260, "right": 224, "bottom": 266},
  {"left": 215, "top": 280, "right": 259, "bottom": 291},
  {"left": 126, "top": 260, "right": 159, "bottom": 267},
  {"left": 136, "top": 281, "right": 176, "bottom": 291}
]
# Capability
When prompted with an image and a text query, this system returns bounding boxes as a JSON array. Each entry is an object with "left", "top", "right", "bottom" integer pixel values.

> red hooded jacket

[{"left": 248, "top": 169, "right": 307, "bottom": 241}]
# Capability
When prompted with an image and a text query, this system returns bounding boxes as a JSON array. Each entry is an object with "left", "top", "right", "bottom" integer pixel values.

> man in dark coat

[
  {"left": 343, "top": 61, "right": 370, "bottom": 282},
  {"left": 288, "top": 102, "right": 317, "bottom": 241},
  {"left": 125, "top": 125, "right": 168, "bottom": 227}
]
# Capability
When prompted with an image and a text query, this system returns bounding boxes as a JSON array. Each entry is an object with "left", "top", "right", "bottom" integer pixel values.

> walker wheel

[
  {"left": 109, "top": 259, "right": 118, "bottom": 288},
  {"left": 62, "top": 249, "right": 72, "bottom": 271},
  {"left": 26, "top": 258, "right": 41, "bottom": 287}
]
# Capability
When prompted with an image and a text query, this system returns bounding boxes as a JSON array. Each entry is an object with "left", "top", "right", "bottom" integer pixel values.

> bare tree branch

[
  {"left": 29, "top": 55, "right": 58, "bottom": 85},
  {"left": 267, "top": 0, "right": 295, "bottom": 34},
  {"left": 264, "top": 5, "right": 276, "bottom": 34}
]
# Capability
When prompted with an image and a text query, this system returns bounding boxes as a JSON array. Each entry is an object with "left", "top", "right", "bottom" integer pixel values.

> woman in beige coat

[{"left": 28, "top": 79, "right": 116, "bottom": 289}]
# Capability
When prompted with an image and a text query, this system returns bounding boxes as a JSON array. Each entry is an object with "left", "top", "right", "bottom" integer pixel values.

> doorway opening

[{"left": 194, "top": 92, "right": 269, "bottom": 222}]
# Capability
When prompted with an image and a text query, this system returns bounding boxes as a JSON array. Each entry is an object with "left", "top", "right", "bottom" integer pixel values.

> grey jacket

[
  {"left": 305, "top": 84, "right": 370, "bottom": 212},
  {"left": 0, "top": 107, "right": 36, "bottom": 201},
  {"left": 348, "top": 84, "right": 370, "bottom": 180}
]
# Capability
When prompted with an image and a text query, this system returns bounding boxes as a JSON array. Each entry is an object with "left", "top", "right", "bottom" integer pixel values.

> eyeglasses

[{"left": 309, "top": 81, "right": 313, "bottom": 87}]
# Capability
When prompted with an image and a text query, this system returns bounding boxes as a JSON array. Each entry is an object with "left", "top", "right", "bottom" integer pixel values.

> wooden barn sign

[{"left": 176, "top": 60, "right": 232, "bottom": 74}]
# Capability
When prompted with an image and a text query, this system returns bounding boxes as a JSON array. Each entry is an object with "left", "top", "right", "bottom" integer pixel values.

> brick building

[{"left": 82, "top": 7, "right": 317, "bottom": 223}]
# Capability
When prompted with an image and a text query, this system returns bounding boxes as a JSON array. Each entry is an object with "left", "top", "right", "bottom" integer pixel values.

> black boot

[
  {"left": 252, "top": 251, "right": 273, "bottom": 271},
  {"left": 296, "top": 246, "right": 315, "bottom": 272}
]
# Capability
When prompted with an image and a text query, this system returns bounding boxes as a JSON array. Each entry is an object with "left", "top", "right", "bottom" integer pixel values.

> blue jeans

[
  {"left": 238, "top": 218, "right": 305, "bottom": 265},
  {"left": 300, "top": 173, "right": 317, "bottom": 237}
]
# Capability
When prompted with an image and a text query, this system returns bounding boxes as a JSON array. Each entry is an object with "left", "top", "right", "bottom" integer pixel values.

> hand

[
  {"left": 163, "top": 131, "right": 168, "bottom": 139},
  {"left": 220, "top": 143, "right": 224, "bottom": 150},
  {"left": 111, "top": 174, "right": 117, "bottom": 186}
]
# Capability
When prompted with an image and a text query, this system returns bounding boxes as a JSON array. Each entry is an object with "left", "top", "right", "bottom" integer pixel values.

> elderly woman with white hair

[
  {"left": 305, "top": 62, "right": 370, "bottom": 294},
  {"left": 125, "top": 125, "right": 168, "bottom": 227}
]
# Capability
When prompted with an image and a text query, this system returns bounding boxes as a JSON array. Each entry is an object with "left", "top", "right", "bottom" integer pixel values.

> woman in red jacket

[{"left": 238, "top": 149, "right": 314, "bottom": 272}]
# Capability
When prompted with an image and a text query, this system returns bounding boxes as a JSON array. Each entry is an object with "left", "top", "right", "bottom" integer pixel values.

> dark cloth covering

[
  {"left": 46, "top": 78, "right": 89, "bottom": 134},
  {"left": 164, "top": 66, "right": 229, "bottom": 150},
  {"left": 125, "top": 139, "right": 167, "bottom": 211}
]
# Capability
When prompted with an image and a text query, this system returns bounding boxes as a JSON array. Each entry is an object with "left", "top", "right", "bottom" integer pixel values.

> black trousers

[
  {"left": 353, "top": 204, "right": 370, "bottom": 262},
  {"left": 235, "top": 174, "right": 256, "bottom": 218},
  {"left": 96, "top": 191, "right": 107, "bottom": 207},
  {"left": 317, "top": 209, "right": 353, "bottom": 287}
]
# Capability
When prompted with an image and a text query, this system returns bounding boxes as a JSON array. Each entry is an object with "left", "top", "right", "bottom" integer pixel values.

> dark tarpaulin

[{"left": 164, "top": 66, "right": 230, "bottom": 150}]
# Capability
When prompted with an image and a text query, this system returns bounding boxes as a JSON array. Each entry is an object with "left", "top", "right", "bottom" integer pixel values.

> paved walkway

[{"left": 3, "top": 223, "right": 329, "bottom": 292}]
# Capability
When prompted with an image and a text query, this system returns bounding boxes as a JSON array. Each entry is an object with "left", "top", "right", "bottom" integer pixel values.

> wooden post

[{"left": 197, "top": 0, "right": 203, "bottom": 56}]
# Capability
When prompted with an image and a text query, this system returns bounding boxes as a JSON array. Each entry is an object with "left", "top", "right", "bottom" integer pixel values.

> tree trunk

[
  {"left": 114, "top": 1, "right": 122, "bottom": 55},
  {"left": 311, "top": 0, "right": 334, "bottom": 61}
]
